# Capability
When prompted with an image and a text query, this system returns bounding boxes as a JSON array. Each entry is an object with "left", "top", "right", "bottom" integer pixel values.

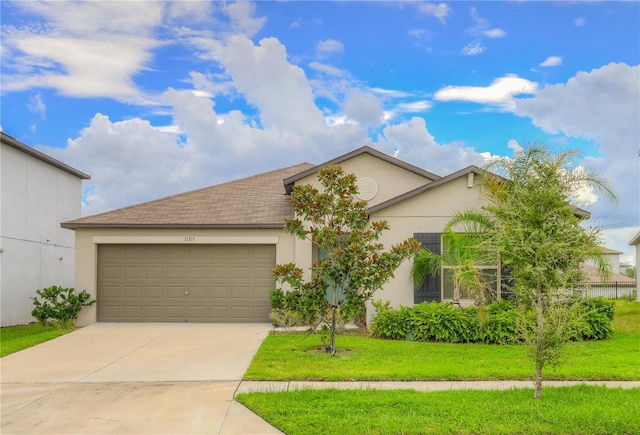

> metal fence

[{"left": 578, "top": 282, "right": 637, "bottom": 300}]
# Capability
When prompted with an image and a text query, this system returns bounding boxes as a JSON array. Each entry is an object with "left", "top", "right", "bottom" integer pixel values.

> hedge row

[{"left": 369, "top": 298, "right": 615, "bottom": 344}]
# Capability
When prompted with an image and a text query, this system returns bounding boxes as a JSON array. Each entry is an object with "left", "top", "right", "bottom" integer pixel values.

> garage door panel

[
  {"left": 167, "top": 266, "right": 186, "bottom": 279},
  {"left": 188, "top": 286, "right": 208, "bottom": 299},
  {"left": 123, "top": 246, "right": 144, "bottom": 259},
  {"left": 210, "top": 266, "right": 229, "bottom": 278},
  {"left": 188, "top": 266, "right": 208, "bottom": 279},
  {"left": 145, "top": 286, "right": 164, "bottom": 298},
  {"left": 145, "top": 266, "right": 164, "bottom": 279},
  {"left": 102, "top": 266, "right": 121, "bottom": 279},
  {"left": 166, "top": 286, "right": 185, "bottom": 299},
  {"left": 101, "top": 285, "right": 121, "bottom": 298},
  {"left": 98, "top": 244, "right": 275, "bottom": 322},
  {"left": 124, "top": 266, "right": 143, "bottom": 279},
  {"left": 123, "top": 306, "right": 143, "bottom": 318},
  {"left": 101, "top": 305, "right": 121, "bottom": 318},
  {"left": 123, "top": 286, "right": 142, "bottom": 298}
]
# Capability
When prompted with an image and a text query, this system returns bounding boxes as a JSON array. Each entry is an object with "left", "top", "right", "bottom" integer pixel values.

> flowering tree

[{"left": 274, "top": 165, "right": 420, "bottom": 355}]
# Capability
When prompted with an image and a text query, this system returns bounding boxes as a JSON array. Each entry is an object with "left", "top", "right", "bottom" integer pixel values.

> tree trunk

[
  {"left": 329, "top": 304, "right": 337, "bottom": 356},
  {"left": 534, "top": 288, "right": 545, "bottom": 399},
  {"left": 534, "top": 362, "right": 543, "bottom": 399}
]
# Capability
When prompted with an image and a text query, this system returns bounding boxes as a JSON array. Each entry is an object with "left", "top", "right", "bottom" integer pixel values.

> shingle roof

[
  {"left": 1, "top": 132, "right": 90, "bottom": 180},
  {"left": 581, "top": 264, "right": 636, "bottom": 284},
  {"left": 62, "top": 162, "right": 314, "bottom": 229}
]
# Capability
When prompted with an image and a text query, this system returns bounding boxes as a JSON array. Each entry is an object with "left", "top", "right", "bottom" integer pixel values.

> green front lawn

[
  {"left": 240, "top": 302, "right": 640, "bottom": 434},
  {"left": 236, "top": 385, "right": 640, "bottom": 435},
  {"left": 244, "top": 301, "right": 640, "bottom": 381},
  {"left": 0, "top": 324, "right": 73, "bottom": 357}
]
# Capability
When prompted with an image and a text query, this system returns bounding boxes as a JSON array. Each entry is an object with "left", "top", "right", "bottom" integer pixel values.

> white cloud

[
  {"left": 540, "top": 56, "right": 563, "bottom": 67},
  {"left": 316, "top": 39, "right": 344, "bottom": 57},
  {"left": 38, "top": 113, "right": 194, "bottom": 214},
  {"left": 218, "top": 35, "right": 326, "bottom": 134},
  {"left": 507, "top": 139, "right": 523, "bottom": 153},
  {"left": 1, "top": 1, "right": 268, "bottom": 104},
  {"left": 461, "top": 7, "right": 505, "bottom": 54},
  {"left": 1, "top": 1, "right": 164, "bottom": 103},
  {"left": 343, "top": 89, "right": 384, "bottom": 126},
  {"left": 513, "top": 63, "right": 640, "bottom": 229},
  {"left": 483, "top": 28, "right": 507, "bottom": 39},
  {"left": 462, "top": 40, "right": 485, "bottom": 56},
  {"left": 416, "top": 3, "right": 451, "bottom": 24},
  {"left": 575, "top": 17, "right": 586, "bottom": 27},
  {"left": 378, "top": 117, "right": 490, "bottom": 176},
  {"left": 396, "top": 101, "right": 433, "bottom": 113},
  {"left": 309, "top": 61, "right": 344, "bottom": 77},
  {"left": 435, "top": 75, "right": 538, "bottom": 109},
  {"left": 222, "top": 1, "right": 267, "bottom": 37},
  {"left": 27, "top": 93, "right": 46, "bottom": 118}
]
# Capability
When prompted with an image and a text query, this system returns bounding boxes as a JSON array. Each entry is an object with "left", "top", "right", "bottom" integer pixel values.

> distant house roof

[
  {"left": 1, "top": 132, "right": 90, "bottom": 180},
  {"left": 283, "top": 146, "right": 440, "bottom": 194},
  {"left": 600, "top": 247, "right": 623, "bottom": 255},
  {"left": 62, "top": 163, "right": 313, "bottom": 230},
  {"left": 581, "top": 264, "right": 636, "bottom": 284}
]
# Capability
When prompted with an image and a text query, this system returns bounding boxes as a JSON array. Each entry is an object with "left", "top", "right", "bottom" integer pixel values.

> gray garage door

[{"left": 97, "top": 244, "right": 275, "bottom": 322}]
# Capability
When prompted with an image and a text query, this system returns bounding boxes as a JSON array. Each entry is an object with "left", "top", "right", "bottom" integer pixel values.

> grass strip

[
  {"left": 0, "top": 324, "right": 73, "bottom": 357},
  {"left": 236, "top": 385, "right": 640, "bottom": 435},
  {"left": 244, "top": 302, "right": 640, "bottom": 381}
]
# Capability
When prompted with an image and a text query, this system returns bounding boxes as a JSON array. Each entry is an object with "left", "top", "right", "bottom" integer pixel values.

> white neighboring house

[
  {"left": 630, "top": 231, "right": 640, "bottom": 301},
  {"left": 582, "top": 246, "right": 637, "bottom": 299},
  {"left": 0, "top": 132, "right": 90, "bottom": 326}
]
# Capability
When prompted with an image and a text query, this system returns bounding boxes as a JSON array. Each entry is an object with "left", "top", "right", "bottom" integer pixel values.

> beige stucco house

[{"left": 62, "top": 146, "right": 503, "bottom": 326}]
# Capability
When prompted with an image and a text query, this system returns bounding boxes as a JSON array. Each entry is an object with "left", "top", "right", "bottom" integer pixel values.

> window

[{"left": 441, "top": 233, "right": 501, "bottom": 303}]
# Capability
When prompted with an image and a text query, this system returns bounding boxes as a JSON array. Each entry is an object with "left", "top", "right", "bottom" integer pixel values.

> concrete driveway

[{"left": 1, "top": 323, "right": 282, "bottom": 434}]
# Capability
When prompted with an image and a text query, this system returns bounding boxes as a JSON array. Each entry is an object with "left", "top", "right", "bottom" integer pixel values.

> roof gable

[
  {"left": 62, "top": 162, "right": 313, "bottom": 229},
  {"left": 369, "top": 165, "right": 483, "bottom": 214},
  {"left": 283, "top": 146, "right": 440, "bottom": 194}
]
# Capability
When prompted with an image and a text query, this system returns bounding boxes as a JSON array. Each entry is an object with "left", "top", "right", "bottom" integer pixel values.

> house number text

[{"left": 184, "top": 236, "right": 196, "bottom": 242}]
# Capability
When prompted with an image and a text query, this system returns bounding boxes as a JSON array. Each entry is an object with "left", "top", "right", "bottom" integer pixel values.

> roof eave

[
  {"left": 1, "top": 132, "right": 91, "bottom": 180},
  {"left": 61, "top": 223, "right": 286, "bottom": 230}
]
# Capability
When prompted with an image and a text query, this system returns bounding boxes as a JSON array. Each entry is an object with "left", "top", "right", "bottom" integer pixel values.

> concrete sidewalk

[
  {"left": 1, "top": 323, "right": 283, "bottom": 435},
  {"left": 237, "top": 380, "right": 640, "bottom": 394}
]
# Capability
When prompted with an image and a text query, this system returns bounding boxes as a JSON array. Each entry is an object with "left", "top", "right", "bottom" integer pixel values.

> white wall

[{"left": 1, "top": 144, "right": 82, "bottom": 326}]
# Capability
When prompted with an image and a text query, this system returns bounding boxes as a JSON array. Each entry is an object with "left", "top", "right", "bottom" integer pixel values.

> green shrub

[
  {"left": 571, "top": 297, "right": 615, "bottom": 340},
  {"left": 476, "top": 309, "right": 520, "bottom": 344},
  {"left": 369, "top": 300, "right": 412, "bottom": 340},
  {"left": 368, "top": 297, "right": 614, "bottom": 345},
  {"left": 31, "top": 285, "right": 95, "bottom": 329},
  {"left": 411, "top": 302, "right": 476, "bottom": 343}
]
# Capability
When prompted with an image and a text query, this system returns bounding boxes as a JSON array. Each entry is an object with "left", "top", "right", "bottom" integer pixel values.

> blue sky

[{"left": 1, "top": 1, "right": 639, "bottom": 263}]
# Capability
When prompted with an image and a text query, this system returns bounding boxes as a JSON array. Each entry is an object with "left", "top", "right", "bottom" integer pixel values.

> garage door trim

[{"left": 93, "top": 236, "right": 279, "bottom": 245}]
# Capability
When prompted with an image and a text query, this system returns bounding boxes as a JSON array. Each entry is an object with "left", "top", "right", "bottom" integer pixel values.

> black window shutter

[{"left": 413, "top": 233, "right": 441, "bottom": 303}]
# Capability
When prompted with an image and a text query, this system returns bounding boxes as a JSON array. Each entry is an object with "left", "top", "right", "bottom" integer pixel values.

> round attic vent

[{"left": 356, "top": 177, "right": 378, "bottom": 201}]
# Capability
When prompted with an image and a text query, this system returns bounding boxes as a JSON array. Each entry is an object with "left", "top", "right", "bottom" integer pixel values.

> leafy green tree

[
  {"left": 421, "top": 145, "right": 616, "bottom": 399},
  {"left": 274, "top": 165, "right": 420, "bottom": 355},
  {"left": 624, "top": 266, "right": 636, "bottom": 279}
]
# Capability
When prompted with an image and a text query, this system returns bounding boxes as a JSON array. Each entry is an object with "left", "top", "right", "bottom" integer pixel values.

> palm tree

[
  {"left": 411, "top": 229, "right": 496, "bottom": 307},
  {"left": 417, "top": 143, "right": 616, "bottom": 399}
]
